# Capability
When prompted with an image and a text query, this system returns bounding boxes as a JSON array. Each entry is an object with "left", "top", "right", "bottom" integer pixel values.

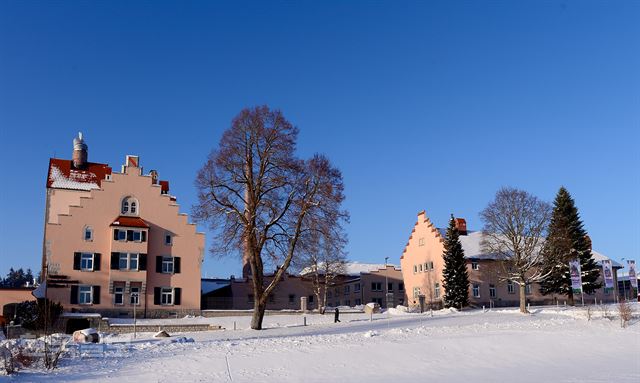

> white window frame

[
  {"left": 84, "top": 226, "right": 93, "bottom": 241},
  {"left": 130, "top": 286, "right": 140, "bottom": 305},
  {"left": 80, "top": 253, "right": 94, "bottom": 271},
  {"left": 413, "top": 286, "right": 421, "bottom": 299},
  {"left": 119, "top": 253, "right": 139, "bottom": 271},
  {"left": 117, "top": 230, "right": 126, "bottom": 241},
  {"left": 121, "top": 197, "right": 139, "bottom": 216},
  {"left": 489, "top": 284, "right": 497, "bottom": 298},
  {"left": 471, "top": 260, "right": 479, "bottom": 270},
  {"left": 525, "top": 283, "right": 532, "bottom": 295},
  {"left": 434, "top": 283, "right": 440, "bottom": 298},
  {"left": 507, "top": 281, "right": 515, "bottom": 294},
  {"left": 132, "top": 231, "right": 142, "bottom": 242},
  {"left": 79, "top": 285, "right": 93, "bottom": 305},
  {"left": 160, "top": 287, "right": 174, "bottom": 305},
  {"left": 114, "top": 286, "right": 124, "bottom": 305},
  {"left": 162, "top": 256, "right": 175, "bottom": 274},
  {"left": 472, "top": 284, "right": 480, "bottom": 298}
]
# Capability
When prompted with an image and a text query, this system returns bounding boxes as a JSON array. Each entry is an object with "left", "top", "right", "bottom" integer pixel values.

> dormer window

[{"left": 121, "top": 197, "right": 139, "bottom": 216}]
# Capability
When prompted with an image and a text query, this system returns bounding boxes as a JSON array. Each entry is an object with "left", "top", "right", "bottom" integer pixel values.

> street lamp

[{"left": 384, "top": 256, "right": 389, "bottom": 309}]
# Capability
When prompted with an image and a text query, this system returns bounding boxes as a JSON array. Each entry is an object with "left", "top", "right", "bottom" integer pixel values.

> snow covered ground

[{"left": 2, "top": 305, "right": 639, "bottom": 382}]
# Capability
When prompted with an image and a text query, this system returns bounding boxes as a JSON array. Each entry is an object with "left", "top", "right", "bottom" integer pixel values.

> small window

[
  {"left": 471, "top": 260, "right": 479, "bottom": 270},
  {"left": 130, "top": 202, "right": 137, "bottom": 214},
  {"left": 79, "top": 285, "right": 93, "bottom": 305},
  {"left": 84, "top": 227, "right": 93, "bottom": 241},
  {"left": 114, "top": 286, "right": 124, "bottom": 305},
  {"left": 419, "top": 264, "right": 423, "bottom": 272},
  {"left": 121, "top": 197, "right": 139, "bottom": 216},
  {"left": 119, "top": 253, "right": 128, "bottom": 270},
  {"left": 388, "top": 282, "right": 393, "bottom": 292},
  {"left": 117, "top": 230, "right": 126, "bottom": 241},
  {"left": 133, "top": 231, "right": 142, "bottom": 242},
  {"left": 80, "top": 253, "right": 94, "bottom": 271},
  {"left": 129, "top": 254, "right": 139, "bottom": 270},
  {"left": 399, "top": 283, "right": 404, "bottom": 291},
  {"left": 371, "top": 282, "right": 382, "bottom": 291},
  {"left": 288, "top": 294, "right": 295, "bottom": 303},
  {"left": 429, "top": 261, "right": 434, "bottom": 270},
  {"left": 413, "top": 287, "right": 421, "bottom": 298},
  {"left": 507, "top": 281, "right": 515, "bottom": 294},
  {"left": 354, "top": 283, "right": 361, "bottom": 292},
  {"left": 122, "top": 200, "right": 129, "bottom": 214},
  {"left": 489, "top": 284, "right": 496, "bottom": 298},
  {"left": 424, "top": 262, "right": 428, "bottom": 271},
  {"left": 472, "top": 284, "right": 480, "bottom": 298},
  {"left": 161, "top": 287, "right": 173, "bottom": 305},
  {"left": 525, "top": 284, "right": 532, "bottom": 295},
  {"left": 130, "top": 286, "right": 140, "bottom": 305},
  {"left": 308, "top": 295, "right": 314, "bottom": 304},
  {"left": 434, "top": 283, "right": 441, "bottom": 298},
  {"left": 162, "top": 257, "right": 174, "bottom": 274},
  {"left": 413, "top": 265, "right": 418, "bottom": 273},
  {"left": 418, "top": 237, "right": 425, "bottom": 246},
  {"left": 165, "top": 234, "right": 172, "bottom": 246}
]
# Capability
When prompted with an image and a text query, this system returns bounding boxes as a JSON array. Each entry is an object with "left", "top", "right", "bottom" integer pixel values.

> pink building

[
  {"left": 401, "top": 211, "right": 620, "bottom": 309},
  {"left": 42, "top": 133, "right": 205, "bottom": 318}
]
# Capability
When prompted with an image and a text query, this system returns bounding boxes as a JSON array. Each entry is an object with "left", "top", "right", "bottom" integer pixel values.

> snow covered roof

[
  {"left": 47, "top": 158, "right": 111, "bottom": 191},
  {"left": 440, "top": 228, "right": 621, "bottom": 267}
]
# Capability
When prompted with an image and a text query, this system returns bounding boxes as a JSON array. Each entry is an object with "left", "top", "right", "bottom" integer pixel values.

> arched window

[{"left": 121, "top": 197, "right": 139, "bottom": 216}]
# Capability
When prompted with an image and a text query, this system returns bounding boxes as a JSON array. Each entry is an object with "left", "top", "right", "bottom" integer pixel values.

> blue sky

[{"left": 0, "top": 1, "right": 638, "bottom": 279}]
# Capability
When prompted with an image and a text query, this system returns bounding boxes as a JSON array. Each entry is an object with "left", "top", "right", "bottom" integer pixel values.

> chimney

[
  {"left": 149, "top": 170, "right": 158, "bottom": 184},
  {"left": 454, "top": 218, "right": 467, "bottom": 235},
  {"left": 72, "top": 132, "right": 88, "bottom": 168}
]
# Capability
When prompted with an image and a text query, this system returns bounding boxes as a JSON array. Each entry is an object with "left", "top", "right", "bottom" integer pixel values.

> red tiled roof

[
  {"left": 47, "top": 158, "right": 112, "bottom": 191},
  {"left": 159, "top": 180, "right": 169, "bottom": 193},
  {"left": 110, "top": 216, "right": 149, "bottom": 228}
]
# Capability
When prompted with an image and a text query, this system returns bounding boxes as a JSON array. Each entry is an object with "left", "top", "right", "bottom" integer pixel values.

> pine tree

[
  {"left": 540, "top": 187, "right": 602, "bottom": 305},
  {"left": 442, "top": 215, "right": 470, "bottom": 308}
]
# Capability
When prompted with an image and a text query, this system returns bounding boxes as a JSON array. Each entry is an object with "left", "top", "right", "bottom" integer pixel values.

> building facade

[
  {"left": 42, "top": 134, "right": 205, "bottom": 318},
  {"left": 401, "top": 211, "right": 620, "bottom": 309}
]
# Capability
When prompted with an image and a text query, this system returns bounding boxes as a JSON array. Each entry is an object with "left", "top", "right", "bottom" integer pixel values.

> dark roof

[
  {"left": 47, "top": 158, "right": 112, "bottom": 191},
  {"left": 110, "top": 216, "right": 150, "bottom": 228}
]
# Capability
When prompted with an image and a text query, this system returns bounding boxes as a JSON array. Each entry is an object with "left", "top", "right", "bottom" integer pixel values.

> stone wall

[{"left": 105, "top": 323, "right": 222, "bottom": 334}]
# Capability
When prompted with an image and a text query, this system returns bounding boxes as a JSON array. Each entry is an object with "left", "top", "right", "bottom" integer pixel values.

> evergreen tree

[
  {"left": 442, "top": 215, "right": 470, "bottom": 308},
  {"left": 540, "top": 187, "right": 601, "bottom": 305}
]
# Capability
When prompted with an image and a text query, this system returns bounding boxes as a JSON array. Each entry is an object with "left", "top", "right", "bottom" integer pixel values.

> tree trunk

[
  {"left": 251, "top": 300, "right": 266, "bottom": 330},
  {"left": 519, "top": 284, "right": 528, "bottom": 313}
]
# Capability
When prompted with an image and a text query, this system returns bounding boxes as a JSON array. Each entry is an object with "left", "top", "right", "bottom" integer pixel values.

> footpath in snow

[{"left": 2, "top": 305, "right": 639, "bottom": 383}]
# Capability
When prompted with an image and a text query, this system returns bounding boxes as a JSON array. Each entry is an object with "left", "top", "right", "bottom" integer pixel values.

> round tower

[{"left": 72, "top": 132, "right": 88, "bottom": 168}]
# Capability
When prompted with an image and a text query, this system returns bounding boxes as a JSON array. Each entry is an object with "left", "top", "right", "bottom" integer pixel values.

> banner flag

[
  {"left": 602, "top": 260, "right": 614, "bottom": 289},
  {"left": 628, "top": 260, "right": 637, "bottom": 289},
  {"left": 569, "top": 259, "right": 583, "bottom": 293}
]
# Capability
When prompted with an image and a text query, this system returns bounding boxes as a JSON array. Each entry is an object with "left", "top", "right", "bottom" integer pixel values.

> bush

[{"left": 14, "top": 299, "right": 63, "bottom": 331}]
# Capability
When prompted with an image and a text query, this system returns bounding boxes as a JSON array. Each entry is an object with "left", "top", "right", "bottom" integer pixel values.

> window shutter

[
  {"left": 174, "top": 257, "right": 181, "bottom": 274},
  {"left": 174, "top": 288, "right": 181, "bottom": 305},
  {"left": 73, "top": 252, "right": 81, "bottom": 270},
  {"left": 139, "top": 254, "right": 147, "bottom": 270},
  {"left": 156, "top": 256, "right": 162, "bottom": 273},
  {"left": 93, "top": 286, "right": 101, "bottom": 304},
  {"left": 94, "top": 253, "right": 101, "bottom": 271},
  {"left": 113, "top": 229, "right": 119, "bottom": 240},
  {"left": 127, "top": 230, "right": 134, "bottom": 241},
  {"left": 154, "top": 287, "right": 161, "bottom": 305},
  {"left": 111, "top": 253, "right": 119, "bottom": 270},
  {"left": 70, "top": 285, "right": 78, "bottom": 304},
  {"left": 141, "top": 231, "right": 147, "bottom": 242}
]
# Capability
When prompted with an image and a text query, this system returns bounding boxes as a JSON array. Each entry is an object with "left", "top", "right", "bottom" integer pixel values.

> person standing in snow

[{"left": 334, "top": 307, "right": 340, "bottom": 323}]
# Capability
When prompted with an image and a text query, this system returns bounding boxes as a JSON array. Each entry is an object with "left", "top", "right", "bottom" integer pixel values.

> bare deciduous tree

[
  {"left": 194, "top": 106, "right": 348, "bottom": 329},
  {"left": 480, "top": 187, "right": 552, "bottom": 313}
]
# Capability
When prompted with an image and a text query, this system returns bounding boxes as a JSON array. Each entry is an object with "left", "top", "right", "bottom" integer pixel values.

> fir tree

[
  {"left": 539, "top": 187, "right": 601, "bottom": 305},
  {"left": 442, "top": 215, "right": 470, "bottom": 308}
]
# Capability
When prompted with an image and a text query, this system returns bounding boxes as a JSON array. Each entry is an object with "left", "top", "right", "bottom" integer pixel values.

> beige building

[
  {"left": 401, "top": 211, "right": 620, "bottom": 309},
  {"left": 42, "top": 133, "right": 205, "bottom": 318}
]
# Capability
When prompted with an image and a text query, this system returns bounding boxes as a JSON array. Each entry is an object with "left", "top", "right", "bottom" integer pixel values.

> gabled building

[
  {"left": 401, "top": 211, "right": 621, "bottom": 309},
  {"left": 42, "top": 133, "right": 205, "bottom": 318}
]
